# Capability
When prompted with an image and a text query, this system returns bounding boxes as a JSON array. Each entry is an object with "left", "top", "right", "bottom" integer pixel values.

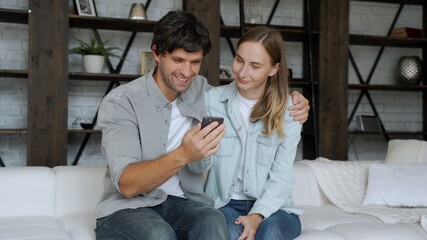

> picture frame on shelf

[
  {"left": 219, "top": 66, "right": 233, "bottom": 79},
  {"left": 73, "top": 0, "right": 97, "bottom": 17},
  {"left": 141, "top": 52, "right": 156, "bottom": 75}
]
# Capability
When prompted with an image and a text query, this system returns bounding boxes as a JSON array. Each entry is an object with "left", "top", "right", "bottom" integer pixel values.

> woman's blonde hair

[{"left": 237, "top": 26, "right": 289, "bottom": 137}]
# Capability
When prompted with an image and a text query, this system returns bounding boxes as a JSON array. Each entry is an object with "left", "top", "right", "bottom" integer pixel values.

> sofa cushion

[
  {"left": 363, "top": 164, "right": 427, "bottom": 207},
  {"left": 384, "top": 139, "right": 427, "bottom": 164},
  {"left": 326, "top": 222, "right": 427, "bottom": 240},
  {"left": 54, "top": 166, "right": 106, "bottom": 217},
  {"left": 296, "top": 229, "right": 345, "bottom": 240},
  {"left": 0, "top": 167, "right": 56, "bottom": 218},
  {"left": 299, "top": 205, "right": 378, "bottom": 230},
  {"left": 0, "top": 216, "right": 70, "bottom": 240},
  {"left": 58, "top": 213, "right": 96, "bottom": 240},
  {"left": 54, "top": 166, "right": 105, "bottom": 240}
]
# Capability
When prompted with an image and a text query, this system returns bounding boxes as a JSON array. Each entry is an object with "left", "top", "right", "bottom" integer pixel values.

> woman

[{"left": 204, "top": 27, "right": 302, "bottom": 240}]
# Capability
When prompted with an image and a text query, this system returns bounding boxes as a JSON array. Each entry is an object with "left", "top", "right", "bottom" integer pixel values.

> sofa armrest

[
  {"left": 293, "top": 162, "right": 330, "bottom": 206},
  {"left": 0, "top": 167, "right": 56, "bottom": 218}
]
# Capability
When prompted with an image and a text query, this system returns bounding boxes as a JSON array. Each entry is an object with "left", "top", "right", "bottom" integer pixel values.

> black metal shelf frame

[
  {"left": 71, "top": 1, "right": 152, "bottom": 165},
  {"left": 347, "top": 2, "right": 426, "bottom": 142}
]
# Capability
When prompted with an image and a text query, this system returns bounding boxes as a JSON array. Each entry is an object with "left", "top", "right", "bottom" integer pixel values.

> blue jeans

[
  {"left": 95, "top": 195, "right": 227, "bottom": 240},
  {"left": 219, "top": 199, "right": 301, "bottom": 240}
]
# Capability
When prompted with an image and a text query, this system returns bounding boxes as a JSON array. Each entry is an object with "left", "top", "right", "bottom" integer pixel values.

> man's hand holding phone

[{"left": 176, "top": 116, "right": 225, "bottom": 163}]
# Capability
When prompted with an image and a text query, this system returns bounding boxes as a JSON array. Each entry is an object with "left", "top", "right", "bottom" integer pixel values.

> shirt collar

[{"left": 144, "top": 69, "right": 208, "bottom": 121}]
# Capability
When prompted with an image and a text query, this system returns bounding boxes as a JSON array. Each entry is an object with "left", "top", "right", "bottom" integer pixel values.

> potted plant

[{"left": 69, "top": 37, "right": 123, "bottom": 73}]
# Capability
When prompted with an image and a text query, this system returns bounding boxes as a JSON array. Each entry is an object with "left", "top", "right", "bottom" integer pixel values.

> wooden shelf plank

[
  {"left": 0, "top": 128, "right": 102, "bottom": 135},
  {"left": 68, "top": 72, "right": 139, "bottom": 81},
  {"left": 0, "top": 8, "right": 28, "bottom": 24},
  {"left": 350, "top": 131, "right": 427, "bottom": 135},
  {"left": 69, "top": 15, "right": 157, "bottom": 32},
  {"left": 0, "top": 69, "right": 28, "bottom": 78},
  {"left": 1, "top": 70, "right": 318, "bottom": 88},
  {"left": 0, "top": 70, "right": 141, "bottom": 81},
  {"left": 350, "top": 34, "right": 427, "bottom": 48},
  {"left": 349, "top": 83, "right": 427, "bottom": 91},
  {"left": 220, "top": 24, "right": 317, "bottom": 42},
  {"left": 68, "top": 129, "right": 101, "bottom": 134},
  {"left": 350, "top": 0, "right": 424, "bottom": 5},
  {"left": 0, "top": 129, "right": 27, "bottom": 135}
]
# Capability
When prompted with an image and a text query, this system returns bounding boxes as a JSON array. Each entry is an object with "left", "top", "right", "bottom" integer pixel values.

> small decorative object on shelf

[
  {"left": 72, "top": 118, "right": 96, "bottom": 130},
  {"left": 73, "top": 0, "right": 97, "bottom": 17},
  {"left": 390, "top": 27, "right": 422, "bottom": 38},
  {"left": 129, "top": 3, "right": 147, "bottom": 20},
  {"left": 397, "top": 56, "right": 423, "bottom": 85},
  {"left": 219, "top": 66, "right": 233, "bottom": 79},
  {"left": 245, "top": 0, "right": 262, "bottom": 24},
  {"left": 69, "top": 37, "right": 123, "bottom": 73},
  {"left": 140, "top": 51, "right": 156, "bottom": 74}
]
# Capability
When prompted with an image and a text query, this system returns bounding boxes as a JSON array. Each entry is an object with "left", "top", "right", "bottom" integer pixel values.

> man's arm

[
  {"left": 119, "top": 122, "right": 225, "bottom": 198},
  {"left": 288, "top": 91, "right": 310, "bottom": 124}
]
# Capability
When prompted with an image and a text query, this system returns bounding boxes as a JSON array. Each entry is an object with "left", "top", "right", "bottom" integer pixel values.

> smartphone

[{"left": 201, "top": 116, "right": 224, "bottom": 129}]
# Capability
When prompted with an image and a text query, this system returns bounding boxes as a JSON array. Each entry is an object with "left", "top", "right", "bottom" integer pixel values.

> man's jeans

[
  {"left": 96, "top": 195, "right": 227, "bottom": 240},
  {"left": 219, "top": 199, "right": 301, "bottom": 240}
]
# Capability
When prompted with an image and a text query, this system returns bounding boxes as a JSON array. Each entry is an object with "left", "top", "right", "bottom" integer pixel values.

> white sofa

[
  {"left": 0, "top": 166, "right": 105, "bottom": 240},
  {"left": 0, "top": 160, "right": 426, "bottom": 240},
  {"left": 293, "top": 160, "right": 427, "bottom": 240}
]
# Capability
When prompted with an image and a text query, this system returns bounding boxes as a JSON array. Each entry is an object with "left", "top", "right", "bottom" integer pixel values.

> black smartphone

[{"left": 201, "top": 116, "right": 224, "bottom": 129}]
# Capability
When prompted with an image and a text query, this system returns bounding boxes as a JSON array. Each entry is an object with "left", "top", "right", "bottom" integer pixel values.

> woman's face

[{"left": 232, "top": 41, "right": 278, "bottom": 100}]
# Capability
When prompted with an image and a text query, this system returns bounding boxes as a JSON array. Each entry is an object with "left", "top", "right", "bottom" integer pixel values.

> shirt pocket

[
  {"left": 255, "top": 135, "right": 283, "bottom": 166},
  {"left": 216, "top": 132, "right": 238, "bottom": 158}
]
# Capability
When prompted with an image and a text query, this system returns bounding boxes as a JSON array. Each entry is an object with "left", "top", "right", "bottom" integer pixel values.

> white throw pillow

[
  {"left": 363, "top": 164, "right": 427, "bottom": 207},
  {"left": 384, "top": 139, "right": 427, "bottom": 164}
]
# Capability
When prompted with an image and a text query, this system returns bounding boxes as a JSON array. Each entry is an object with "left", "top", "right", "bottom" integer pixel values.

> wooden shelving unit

[
  {"left": 0, "top": 8, "right": 27, "bottom": 23},
  {"left": 0, "top": 1, "right": 223, "bottom": 166},
  {"left": 69, "top": 15, "right": 156, "bottom": 32},
  {"left": 350, "top": 34, "right": 427, "bottom": 47},
  {"left": 220, "top": 24, "right": 317, "bottom": 42},
  {"left": 347, "top": 0, "right": 427, "bottom": 143},
  {"left": 3, "top": 1, "right": 424, "bottom": 165},
  {"left": 349, "top": 84, "right": 427, "bottom": 91}
]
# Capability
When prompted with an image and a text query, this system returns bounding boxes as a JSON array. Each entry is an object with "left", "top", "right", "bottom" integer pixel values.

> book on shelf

[{"left": 390, "top": 27, "right": 422, "bottom": 38}]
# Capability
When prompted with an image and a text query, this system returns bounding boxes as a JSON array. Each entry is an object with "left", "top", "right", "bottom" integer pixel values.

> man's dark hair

[{"left": 151, "top": 11, "right": 212, "bottom": 56}]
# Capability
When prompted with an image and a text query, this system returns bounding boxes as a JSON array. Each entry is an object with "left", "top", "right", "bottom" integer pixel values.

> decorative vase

[
  {"left": 83, "top": 55, "right": 105, "bottom": 73},
  {"left": 129, "top": 3, "right": 147, "bottom": 20},
  {"left": 397, "top": 56, "right": 423, "bottom": 85}
]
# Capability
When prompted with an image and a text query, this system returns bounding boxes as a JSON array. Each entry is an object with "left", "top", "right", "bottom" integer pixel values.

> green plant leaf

[{"left": 69, "top": 37, "right": 124, "bottom": 60}]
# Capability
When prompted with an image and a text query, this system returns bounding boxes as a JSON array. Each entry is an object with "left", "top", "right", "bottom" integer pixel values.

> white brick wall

[{"left": 0, "top": 0, "right": 423, "bottom": 165}]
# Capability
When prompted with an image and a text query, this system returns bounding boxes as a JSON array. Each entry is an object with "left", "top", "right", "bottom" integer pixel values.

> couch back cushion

[
  {"left": 54, "top": 166, "right": 106, "bottom": 217},
  {"left": 293, "top": 162, "right": 330, "bottom": 206},
  {"left": 0, "top": 166, "right": 56, "bottom": 217}
]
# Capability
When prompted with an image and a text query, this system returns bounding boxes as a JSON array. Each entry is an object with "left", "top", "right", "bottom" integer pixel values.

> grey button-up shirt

[{"left": 96, "top": 70, "right": 213, "bottom": 218}]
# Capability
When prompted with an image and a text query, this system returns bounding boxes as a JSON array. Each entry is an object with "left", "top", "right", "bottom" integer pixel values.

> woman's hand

[{"left": 234, "top": 213, "right": 264, "bottom": 240}]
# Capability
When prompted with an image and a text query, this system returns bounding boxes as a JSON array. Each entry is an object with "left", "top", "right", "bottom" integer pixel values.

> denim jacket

[{"left": 190, "top": 81, "right": 303, "bottom": 218}]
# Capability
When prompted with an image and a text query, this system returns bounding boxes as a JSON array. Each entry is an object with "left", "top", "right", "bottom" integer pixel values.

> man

[{"left": 95, "top": 10, "right": 309, "bottom": 240}]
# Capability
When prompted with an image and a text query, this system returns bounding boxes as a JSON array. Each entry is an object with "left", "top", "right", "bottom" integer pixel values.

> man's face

[{"left": 153, "top": 48, "right": 204, "bottom": 101}]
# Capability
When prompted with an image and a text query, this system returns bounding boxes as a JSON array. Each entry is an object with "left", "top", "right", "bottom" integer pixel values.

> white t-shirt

[
  {"left": 231, "top": 92, "right": 257, "bottom": 200},
  {"left": 157, "top": 99, "right": 191, "bottom": 198}
]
